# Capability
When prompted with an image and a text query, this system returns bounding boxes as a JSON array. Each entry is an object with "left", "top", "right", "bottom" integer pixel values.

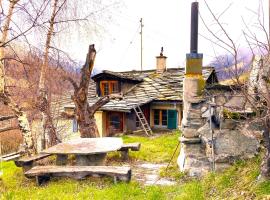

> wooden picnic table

[{"left": 41, "top": 137, "right": 123, "bottom": 166}]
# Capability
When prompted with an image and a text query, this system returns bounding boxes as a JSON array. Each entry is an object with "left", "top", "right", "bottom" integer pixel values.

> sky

[{"left": 64, "top": 0, "right": 269, "bottom": 72}]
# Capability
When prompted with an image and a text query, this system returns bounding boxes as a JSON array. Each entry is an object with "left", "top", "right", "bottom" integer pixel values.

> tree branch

[
  {"left": 0, "top": 126, "right": 19, "bottom": 133},
  {"left": 0, "top": 115, "right": 16, "bottom": 121}
]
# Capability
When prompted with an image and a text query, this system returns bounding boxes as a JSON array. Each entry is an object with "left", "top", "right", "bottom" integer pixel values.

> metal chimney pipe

[{"left": 190, "top": 2, "right": 199, "bottom": 54}]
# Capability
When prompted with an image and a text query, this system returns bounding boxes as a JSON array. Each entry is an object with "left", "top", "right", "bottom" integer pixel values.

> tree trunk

[
  {"left": 37, "top": 0, "right": 59, "bottom": 148},
  {"left": 67, "top": 45, "right": 122, "bottom": 138},
  {"left": 261, "top": 123, "right": 270, "bottom": 179},
  {"left": 0, "top": 93, "right": 34, "bottom": 155},
  {"left": 78, "top": 116, "right": 99, "bottom": 138},
  {"left": 0, "top": 0, "right": 34, "bottom": 155}
]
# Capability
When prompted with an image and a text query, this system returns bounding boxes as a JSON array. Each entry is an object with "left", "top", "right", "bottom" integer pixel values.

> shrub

[{"left": 0, "top": 130, "right": 23, "bottom": 154}]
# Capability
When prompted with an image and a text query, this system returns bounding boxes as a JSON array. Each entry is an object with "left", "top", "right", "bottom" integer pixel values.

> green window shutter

[{"left": 168, "top": 110, "right": 177, "bottom": 129}]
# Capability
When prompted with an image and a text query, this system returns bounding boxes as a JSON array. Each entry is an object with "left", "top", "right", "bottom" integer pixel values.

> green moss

[{"left": 223, "top": 109, "right": 241, "bottom": 120}]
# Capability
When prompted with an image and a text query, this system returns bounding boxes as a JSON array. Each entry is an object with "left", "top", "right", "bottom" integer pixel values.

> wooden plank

[
  {"left": 14, "top": 153, "right": 51, "bottom": 168},
  {"left": 26, "top": 165, "right": 130, "bottom": 174},
  {"left": 119, "top": 143, "right": 141, "bottom": 151},
  {"left": 16, "top": 153, "right": 51, "bottom": 163},
  {"left": 25, "top": 165, "right": 132, "bottom": 184},
  {"left": 2, "top": 154, "right": 21, "bottom": 161},
  {"left": 2, "top": 152, "right": 20, "bottom": 158},
  {"left": 25, "top": 165, "right": 131, "bottom": 176}
]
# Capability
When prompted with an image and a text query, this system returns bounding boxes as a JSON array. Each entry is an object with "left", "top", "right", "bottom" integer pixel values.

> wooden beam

[
  {"left": 0, "top": 115, "right": 16, "bottom": 121},
  {"left": 0, "top": 126, "right": 19, "bottom": 133}
]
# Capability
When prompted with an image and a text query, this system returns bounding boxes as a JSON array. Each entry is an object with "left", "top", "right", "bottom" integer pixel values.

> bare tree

[
  {"left": 64, "top": 44, "right": 121, "bottom": 138},
  {"left": 36, "top": 0, "right": 61, "bottom": 148},
  {"left": 34, "top": 0, "right": 121, "bottom": 147},
  {"left": 0, "top": 0, "right": 34, "bottom": 155},
  {"left": 201, "top": 0, "right": 270, "bottom": 179}
]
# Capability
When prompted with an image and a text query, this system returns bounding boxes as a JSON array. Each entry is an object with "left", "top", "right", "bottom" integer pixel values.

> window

[
  {"left": 108, "top": 112, "right": 123, "bottom": 135},
  {"left": 162, "top": 110, "right": 168, "bottom": 126},
  {"left": 154, "top": 110, "right": 160, "bottom": 125},
  {"left": 110, "top": 115, "right": 121, "bottom": 129},
  {"left": 102, "top": 82, "right": 109, "bottom": 96},
  {"left": 100, "top": 81, "right": 119, "bottom": 96},
  {"left": 111, "top": 82, "right": 119, "bottom": 93},
  {"left": 153, "top": 109, "right": 168, "bottom": 126}
]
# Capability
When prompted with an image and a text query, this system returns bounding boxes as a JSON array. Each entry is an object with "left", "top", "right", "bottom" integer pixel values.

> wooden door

[{"left": 106, "top": 112, "right": 123, "bottom": 136}]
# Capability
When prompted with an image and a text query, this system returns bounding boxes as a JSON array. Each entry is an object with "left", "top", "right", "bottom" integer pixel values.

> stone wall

[{"left": 178, "top": 103, "right": 260, "bottom": 177}]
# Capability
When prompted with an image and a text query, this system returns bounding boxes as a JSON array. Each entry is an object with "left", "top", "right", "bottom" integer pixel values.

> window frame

[
  {"left": 153, "top": 109, "right": 168, "bottom": 127},
  {"left": 161, "top": 110, "right": 168, "bottom": 126},
  {"left": 154, "top": 109, "right": 160, "bottom": 125},
  {"left": 100, "top": 80, "right": 119, "bottom": 96}
]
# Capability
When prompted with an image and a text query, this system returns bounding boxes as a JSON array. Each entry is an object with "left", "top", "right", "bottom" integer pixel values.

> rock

[
  {"left": 241, "top": 122, "right": 263, "bottom": 140},
  {"left": 183, "top": 77, "right": 205, "bottom": 103},
  {"left": 178, "top": 143, "right": 211, "bottom": 177},
  {"left": 179, "top": 137, "right": 201, "bottom": 144},
  {"left": 182, "top": 127, "right": 201, "bottom": 138},
  {"left": 201, "top": 107, "right": 210, "bottom": 118},
  {"left": 214, "top": 130, "right": 259, "bottom": 162},
  {"left": 198, "top": 122, "right": 259, "bottom": 163},
  {"left": 215, "top": 163, "right": 232, "bottom": 172},
  {"left": 220, "top": 119, "right": 237, "bottom": 129},
  {"left": 197, "top": 123, "right": 211, "bottom": 137}
]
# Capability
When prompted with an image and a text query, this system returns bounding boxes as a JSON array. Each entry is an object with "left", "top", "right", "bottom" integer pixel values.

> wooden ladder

[{"left": 133, "top": 106, "right": 153, "bottom": 136}]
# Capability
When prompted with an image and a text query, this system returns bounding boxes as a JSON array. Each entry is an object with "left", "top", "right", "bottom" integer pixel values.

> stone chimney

[
  {"left": 178, "top": 1, "right": 207, "bottom": 176},
  {"left": 156, "top": 47, "right": 167, "bottom": 74}
]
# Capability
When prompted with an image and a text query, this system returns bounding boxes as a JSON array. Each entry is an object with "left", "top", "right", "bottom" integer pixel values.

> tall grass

[{"left": 0, "top": 130, "right": 23, "bottom": 154}]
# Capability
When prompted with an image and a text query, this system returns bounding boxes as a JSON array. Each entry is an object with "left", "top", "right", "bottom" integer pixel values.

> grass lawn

[
  {"left": 0, "top": 131, "right": 202, "bottom": 200},
  {"left": 1, "top": 131, "right": 270, "bottom": 199},
  {"left": 122, "top": 132, "right": 180, "bottom": 163}
]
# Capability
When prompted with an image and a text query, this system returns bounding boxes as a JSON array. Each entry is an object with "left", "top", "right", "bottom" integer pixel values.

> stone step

[{"left": 179, "top": 137, "right": 201, "bottom": 144}]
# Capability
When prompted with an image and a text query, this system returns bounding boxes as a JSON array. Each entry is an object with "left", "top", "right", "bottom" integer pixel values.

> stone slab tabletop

[{"left": 41, "top": 137, "right": 123, "bottom": 155}]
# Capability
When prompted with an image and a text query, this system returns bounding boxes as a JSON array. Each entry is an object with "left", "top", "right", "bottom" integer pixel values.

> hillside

[{"left": 0, "top": 51, "right": 79, "bottom": 154}]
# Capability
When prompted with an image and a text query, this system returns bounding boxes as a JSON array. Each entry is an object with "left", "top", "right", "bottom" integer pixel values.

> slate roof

[
  {"left": 92, "top": 70, "right": 144, "bottom": 82},
  {"left": 52, "top": 67, "right": 215, "bottom": 115}
]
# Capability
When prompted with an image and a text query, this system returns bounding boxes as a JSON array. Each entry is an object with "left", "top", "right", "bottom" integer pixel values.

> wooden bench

[
  {"left": 14, "top": 153, "right": 51, "bottom": 172},
  {"left": 2, "top": 152, "right": 21, "bottom": 161},
  {"left": 118, "top": 143, "right": 141, "bottom": 161},
  {"left": 24, "top": 165, "right": 132, "bottom": 185}
]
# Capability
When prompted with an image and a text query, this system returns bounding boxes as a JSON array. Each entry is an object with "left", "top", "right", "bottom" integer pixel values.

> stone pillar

[
  {"left": 177, "top": 2, "right": 210, "bottom": 176},
  {"left": 182, "top": 53, "right": 205, "bottom": 138},
  {"left": 177, "top": 53, "right": 210, "bottom": 176}
]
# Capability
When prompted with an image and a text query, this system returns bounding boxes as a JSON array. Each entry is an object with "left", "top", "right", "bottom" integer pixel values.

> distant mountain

[{"left": 209, "top": 50, "right": 253, "bottom": 81}]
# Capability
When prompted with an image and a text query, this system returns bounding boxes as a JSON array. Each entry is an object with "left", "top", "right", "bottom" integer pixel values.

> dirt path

[{"left": 131, "top": 161, "right": 177, "bottom": 186}]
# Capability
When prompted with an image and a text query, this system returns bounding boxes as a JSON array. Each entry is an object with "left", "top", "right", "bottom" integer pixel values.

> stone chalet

[{"left": 51, "top": 54, "right": 218, "bottom": 139}]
